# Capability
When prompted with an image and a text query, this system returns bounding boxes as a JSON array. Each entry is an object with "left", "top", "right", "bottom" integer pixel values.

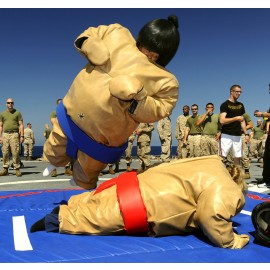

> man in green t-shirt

[
  {"left": 196, "top": 102, "right": 221, "bottom": 156},
  {"left": 0, "top": 98, "right": 24, "bottom": 177}
]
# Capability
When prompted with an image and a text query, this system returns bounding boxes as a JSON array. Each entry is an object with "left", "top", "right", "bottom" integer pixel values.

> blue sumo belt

[{"left": 56, "top": 101, "right": 128, "bottom": 163}]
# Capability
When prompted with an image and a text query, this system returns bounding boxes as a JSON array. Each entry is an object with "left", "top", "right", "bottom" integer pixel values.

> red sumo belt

[{"left": 94, "top": 171, "right": 148, "bottom": 235}]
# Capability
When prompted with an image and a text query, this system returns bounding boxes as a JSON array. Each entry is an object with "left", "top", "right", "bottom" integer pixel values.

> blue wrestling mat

[{"left": 0, "top": 188, "right": 270, "bottom": 263}]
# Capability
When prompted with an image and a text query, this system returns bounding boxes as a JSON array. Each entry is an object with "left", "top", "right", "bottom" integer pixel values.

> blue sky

[{"left": 0, "top": 6, "right": 269, "bottom": 146}]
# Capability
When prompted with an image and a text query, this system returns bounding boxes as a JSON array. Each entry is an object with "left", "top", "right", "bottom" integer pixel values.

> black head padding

[{"left": 251, "top": 202, "right": 270, "bottom": 248}]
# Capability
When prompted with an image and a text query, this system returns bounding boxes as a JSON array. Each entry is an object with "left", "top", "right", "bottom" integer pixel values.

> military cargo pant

[{"left": 2, "top": 133, "right": 21, "bottom": 169}]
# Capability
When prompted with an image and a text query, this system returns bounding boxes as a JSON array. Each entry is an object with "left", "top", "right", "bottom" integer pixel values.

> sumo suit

[
  {"left": 54, "top": 156, "right": 249, "bottom": 249},
  {"left": 43, "top": 23, "right": 179, "bottom": 190}
]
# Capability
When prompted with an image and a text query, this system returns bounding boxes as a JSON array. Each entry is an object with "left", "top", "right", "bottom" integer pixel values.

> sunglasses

[{"left": 7, "top": 102, "right": 14, "bottom": 104}]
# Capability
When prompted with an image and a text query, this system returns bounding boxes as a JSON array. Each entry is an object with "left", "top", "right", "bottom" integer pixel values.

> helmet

[
  {"left": 251, "top": 202, "right": 270, "bottom": 247},
  {"left": 136, "top": 15, "right": 180, "bottom": 67}
]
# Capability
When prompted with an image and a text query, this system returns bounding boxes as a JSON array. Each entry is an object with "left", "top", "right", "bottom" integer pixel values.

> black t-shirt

[{"left": 220, "top": 99, "right": 245, "bottom": 136}]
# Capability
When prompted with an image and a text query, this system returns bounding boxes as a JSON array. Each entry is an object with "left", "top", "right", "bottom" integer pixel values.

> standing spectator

[
  {"left": 260, "top": 117, "right": 270, "bottom": 168},
  {"left": 157, "top": 116, "right": 172, "bottom": 162},
  {"left": 249, "top": 119, "right": 265, "bottom": 162},
  {"left": 254, "top": 110, "right": 270, "bottom": 186},
  {"left": 240, "top": 113, "right": 253, "bottom": 179},
  {"left": 44, "top": 123, "right": 52, "bottom": 140},
  {"left": 196, "top": 102, "right": 220, "bottom": 156},
  {"left": 183, "top": 104, "right": 202, "bottom": 157},
  {"left": 24, "top": 123, "right": 35, "bottom": 160},
  {"left": 175, "top": 105, "right": 190, "bottom": 159},
  {"left": 39, "top": 123, "right": 52, "bottom": 161},
  {"left": 125, "top": 131, "right": 137, "bottom": 172},
  {"left": 49, "top": 98, "right": 73, "bottom": 177},
  {"left": 137, "top": 123, "right": 154, "bottom": 173},
  {"left": 224, "top": 112, "right": 253, "bottom": 179},
  {"left": 0, "top": 98, "right": 24, "bottom": 177},
  {"left": 219, "top": 85, "right": 249, "bottom": 166}
]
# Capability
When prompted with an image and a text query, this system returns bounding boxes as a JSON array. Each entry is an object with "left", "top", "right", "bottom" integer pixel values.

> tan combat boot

[
  {"left": 108, "top": 165, "right": 115, "bottom": 174},
  {"left": 244, "top": 170, "right": 250, "bottom": 179},
  {"left": 51, "top": 169, "right": 57, "bottom": 177},
  {"left": 126, "top": 164, "right": 133, "bottom": 172},
  {"left": 64, "top": 167, "right": 73, "bottom": 176},
  {"left": 0, "top": 168, "right": 8, "bottom": 176},
  {"left": 16, "top": 169, "right": 22, "bottom": 177},
  {"left": 114, "top": 163, "right": 119, "bottom": 173}
]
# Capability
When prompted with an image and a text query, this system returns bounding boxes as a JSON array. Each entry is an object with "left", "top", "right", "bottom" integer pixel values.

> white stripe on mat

[
  {"left": 0, "top": 178, "right": 111, "bottom": 186},
  {"left": 12, "top": 215, "right": 33, "bottom": 251},
  {"left": 240, "top": 210, "right": 251, "bottom": 216}
]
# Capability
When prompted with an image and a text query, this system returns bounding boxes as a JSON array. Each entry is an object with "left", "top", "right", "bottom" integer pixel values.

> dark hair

[
  {"left": 136, "top": 15, "right": 180, "bottom": 67},
  {"left": 56, "top": 98, "right": 63, "bottom": 105},
  {"left": 230, "top": 84, "right": 241, "bottom": 92}
]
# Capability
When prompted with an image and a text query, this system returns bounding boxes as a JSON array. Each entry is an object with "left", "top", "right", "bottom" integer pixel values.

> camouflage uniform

[
  {"left": 185, "top": 115, "right": 202, "bottom": 157},
  {"left": 249, "top": 122, "right": 265, "bottom": 160},
  {"left": 0, "top": 108, "right": 23, "bottom": 172},
  {"left": 175, "top": 114, "right": 190, "bottom": 158},
  {"left": 225, "top": 113, "right": 253, "bottom": 178},
  {"left": 137, "top": 123, "right": 154, "bottom": 170},
  {"left": 125, "top": 132, "right": 136, "bottom": 170},
  {"left": 24, "top": 124, "right": 35, "bottom": 159},
  {"left": 199, "top": 114, "right": 220, "bottom": 156},
  {"left": 157, "top": 116, "right": 172, "bottom": 162}
]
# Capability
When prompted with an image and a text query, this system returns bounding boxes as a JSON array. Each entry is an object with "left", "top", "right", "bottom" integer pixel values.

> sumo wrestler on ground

[{"left": 32, "top": 156, "right": 249, "bottom": 249}]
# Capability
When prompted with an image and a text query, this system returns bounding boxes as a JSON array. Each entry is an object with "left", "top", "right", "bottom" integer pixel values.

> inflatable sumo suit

[
  {"left": 33, "top": 156, "right": 249, "bottom": 249},
  {"left": 43, "top": 20, "right": 179, "bottom": 190}
]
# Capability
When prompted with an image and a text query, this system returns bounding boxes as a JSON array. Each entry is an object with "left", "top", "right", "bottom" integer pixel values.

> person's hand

[
  {"left": 236, "top": 116, "right": 244, "bottom": 122},
  {"left": 254, "top": 111, "right": 263, "bottom": 117},
  {"left": 206, "top": 107, "right": 214, "bottom": 116},
  {"left": 231, "top": 233, "right": 249, "bottom": 249}
]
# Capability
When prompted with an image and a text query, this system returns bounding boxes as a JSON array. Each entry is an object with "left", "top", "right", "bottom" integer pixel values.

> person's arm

[
  {"left": 240, "top": 120, "right": 250, "bottom": 143},
  {"left": 175, "top": 118, "right": 180, "bottom": 139},
  {"left": 249, "top": 130, "right": 254, "bottom": 140},
  {"left": 246, "top": 120, "right": 253, "bottom": 130},
  {"left": 19, "top": 120, "right": 24, "bottom": 143},
  {"left": 32, "top": 130, "right": 35, "bottom": 144},
  {"left": 254, "top": 111, "right": 270, "bottom": 119},
  {"left": 196, "top": 114, "right": 206, "bottom": 126},
  {"left": 197, "top": 107, "right": 213, "bottom": 126},
  {"left": 0, "top": 121, "right": 3, "bottom": 144},
  {"left": 265, "top": 121, "right": 270, "bottom": 134},
  {"left": 219, "top": 112, "right": 244, "bottom": 125},
  {"left": 183, "top": 126, "right": 190, "bottom": 144}
]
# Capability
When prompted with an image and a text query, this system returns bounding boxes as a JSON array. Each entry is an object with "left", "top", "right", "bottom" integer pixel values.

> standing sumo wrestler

[
  {"left": 43, "top": 15, "right": 180, "bottom": 190},
  {"left": 32, "top": 156, "right": 249, "bottom": 249}
]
